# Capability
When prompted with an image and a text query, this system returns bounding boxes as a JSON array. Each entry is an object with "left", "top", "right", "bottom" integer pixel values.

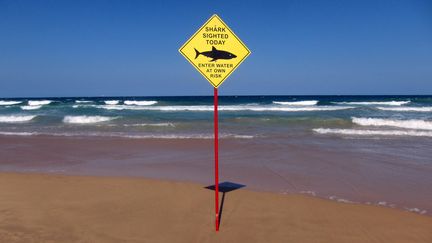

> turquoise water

[{"left": 0, "top": 95, "right": 431, "bottom": 138}]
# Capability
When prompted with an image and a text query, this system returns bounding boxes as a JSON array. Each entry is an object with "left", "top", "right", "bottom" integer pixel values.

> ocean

[
  {"left": 1, "top": 95, "right": 432, "bottom": 138},
  {"left": 1, "top": 95, "right": 432, "bottom": 215}
]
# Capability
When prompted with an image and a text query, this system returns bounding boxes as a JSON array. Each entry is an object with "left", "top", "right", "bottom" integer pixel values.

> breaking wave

[
  {"left": 0, "top": 101, "right": 22, "bottom": 106},
  {"left": 333, "top": 101, "right": 410, "bottom": 106},
  {"left": 376, "top": 107, "right": 432, "bottom": 112},
  {"left": 21, "top": 105, "right": 42, "bottom": 110},
  {"left": 28, "top": 100, "right": 52, "bottom": 106},
  {"left": 122, "top": 134, "right": 255, "bottom": 139},
  {"left": 97, "top": 105, "right": 353, "bottom": 112},
  {"left": 0, "top": 131, "right": 37, "bottom": 136},
  {"left": 313, "top": 128, "right": 432, "bottom": 137},
  {"left": 124, "top": 100, "right": 157, "bottom": 106},
  {"left": 0, "top": 131, "right": 254, "bottom": 139},
  {"left": 63, "top": 116, "right": 117, "bottom": 124},
  {"left": 123, "top": 123, "right": 175, "bottom": 127},
  {"left": 104, "top": 100, "right": 119, "bottom": 105},
  {"left": 219, "top": 106, "right": 352, "bottom": 112},
  {"left": 0, "top": 115, "right": 37, "bottom": 123},
  {"left": 75, "top": 100, "right": 93, "bottom": 103},
  {"left": 273, "top": 100, "right": 318, "bottom": 106},
  {"left": 352, "top": 117, "right": 432, "bottom": 130}
]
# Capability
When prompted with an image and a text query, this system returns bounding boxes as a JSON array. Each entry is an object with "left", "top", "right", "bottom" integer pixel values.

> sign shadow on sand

[{"left": 204, "top": 181, "right": 246, "bottom": 228}]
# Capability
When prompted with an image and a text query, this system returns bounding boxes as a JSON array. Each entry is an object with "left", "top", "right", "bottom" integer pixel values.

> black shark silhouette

[{"left": 194, "top": 46, "right": 237, "bottom": 62}]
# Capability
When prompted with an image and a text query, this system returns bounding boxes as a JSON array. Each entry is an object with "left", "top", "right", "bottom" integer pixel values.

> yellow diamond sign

[{"left": 179, "top": 14, "right": 251, "bottom": 88}]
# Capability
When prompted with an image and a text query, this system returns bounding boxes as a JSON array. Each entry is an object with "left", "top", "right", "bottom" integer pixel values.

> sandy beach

[{"left": 0, "top": 172, "right": 431, "bottom": 242}]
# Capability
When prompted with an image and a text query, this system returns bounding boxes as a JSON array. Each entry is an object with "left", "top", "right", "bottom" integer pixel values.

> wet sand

[
  {"left": 0, "top": 172, "right": 431, "bottom": 242},
  {"left": 1, "top": 135, "right": 431, "bottom": 216}
]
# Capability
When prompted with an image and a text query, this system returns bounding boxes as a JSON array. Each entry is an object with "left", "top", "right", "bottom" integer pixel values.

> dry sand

[{"left": 0, "top": 173, "right": 431, "bottom": 242}]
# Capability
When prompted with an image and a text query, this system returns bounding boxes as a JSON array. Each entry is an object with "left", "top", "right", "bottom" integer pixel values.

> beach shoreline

[
  {"left": 1, "top": 134, "right": 431, "bottom": 216},
  {"left": 2, "top": 134, "right": 432, "bottom": 216}
]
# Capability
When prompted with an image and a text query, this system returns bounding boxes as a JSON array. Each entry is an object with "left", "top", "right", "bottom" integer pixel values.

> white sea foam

[
  {"left": 123, "top": 123, "right": 175, "bottom": 127},
  {"left": 273, "top": 100, "right": 318, "bottom": 106},
  {"left": 182, "top": 105, "right": 351, "bottom": 112},
  {"left": 0, "top": 115, "right": 37, "bottom": 123},
  {"left": 333, "top": 101, "right": 410, "bottom": 106},
  {"left": 352, "top": 117, "right": 432, "bottom": 130},
  {"left": 0, "top": 101, "right": 22, "bottom": 105},
  {"left": 122, "top": 133, "right": 255, "bottom": 139},
  {"left": 313, "top": 128, "right": 432, "bottom": 137},
  {"left": 63, "top": 116, "right": 117, "bottom": 124},
  {"left": 377, "top": 201, "right": 387, "bottom": 206},
  {"left": 124, "top": 100, "right": 157, "bottom": 106},
  {"left": 75, "top": 100, "right": 93, "bottom": 103},
  {"left": 404, "top": 207, "right": 427, "bottom": 215},
  {"left": 0, "top": 131, "right": 254, "bottom": 139},
  {"left": 329, "top": 196, "right": 354, "bottom": 204},
  {"left": 121, "top": 134, "right": 208, "bottom": 139},
  {"left": 225, "top": 134, "right": 255, "bottom": 139},
  {"left": 97, "top": 105, "right": 353, "bottom": 112},
  {"left": 72, "top": 104, "right": 94, "bottom": 108},
  {"left": 0, "top": 131, "right": 37, "bottom": 136},
  {"left": 21, "top": 105, "right": 42, "bottom": 110},
  {"left": 28, "top": 100, "right": 52, "bottom": 106},
  {"left": 299, "top": 190, "right": 317, "bottom": 196},
  {"left": 104, "top": 100, "right": 119, "bottom": 105},
  {"left": 376, "top": 107, "right": 432, "bottom": 112}
]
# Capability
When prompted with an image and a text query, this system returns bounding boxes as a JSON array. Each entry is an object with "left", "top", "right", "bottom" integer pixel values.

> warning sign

[{"left": 179, "top": 14, "right": 251, "bottom": 88}]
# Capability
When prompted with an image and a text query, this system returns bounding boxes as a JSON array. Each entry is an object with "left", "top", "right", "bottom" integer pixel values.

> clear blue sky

[{"left": 1, "top": 0, "right": 431, "bottom": 97}]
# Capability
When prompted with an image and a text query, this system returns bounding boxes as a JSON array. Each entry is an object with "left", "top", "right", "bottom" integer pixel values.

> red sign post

[
  {"left": 214, "top": 87, "right": 219, "bottom": 231},
  {"left": 179, "top": 14, "right": 250, "bottom": 232}
]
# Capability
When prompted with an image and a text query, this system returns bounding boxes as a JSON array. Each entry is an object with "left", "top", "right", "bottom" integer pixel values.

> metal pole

[{"left": 214, "top": 87, "right": 219, "bottom": 232}]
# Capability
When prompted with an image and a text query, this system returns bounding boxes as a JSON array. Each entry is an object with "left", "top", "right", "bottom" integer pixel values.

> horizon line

[{"left": 1, "top": 94, "right": 431, "bottom": 99}]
